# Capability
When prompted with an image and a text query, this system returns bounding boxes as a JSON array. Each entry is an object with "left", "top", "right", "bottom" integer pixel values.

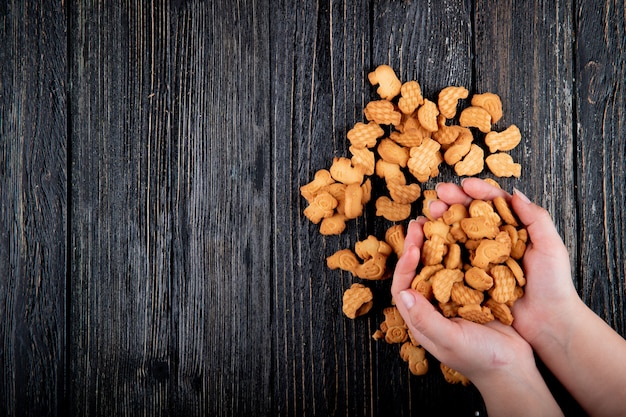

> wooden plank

[
  {"left": 575, "top": 0, "right": 626, "bottom": 335},
  {"left": 179, "top": 1, "right": 273, "bottom": 415},
  {"left": 473, "top": 1, "right": 587, "bottom": 414},
  {"left": 370, "top": 2, "right": 484, "bottom": 416},
  {"left": 68, "top": 1, "right": 179, "bottom": 415},
  {"left": 270, "top": 1, "right": 373, "bottom": 415},
  {"left": 474, "top": 0, "right": 578, "bottom": 262},
  {"left": 0, "top": 1, "right": 67, "bottom": 416},
  {"left": 69, "top": 0, "right": 273, "bottom": 415},
  {"left": 270, "top": 0, "right": 490, "bottom": 415}
]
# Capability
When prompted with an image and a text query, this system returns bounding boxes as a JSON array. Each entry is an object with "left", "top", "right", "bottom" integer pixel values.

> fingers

[
  {"left": 395, "top": 289, "right": 459, "bottom": 355},
  {"left": 510, "top": 189, "right": 566, "bottom": 251},
  {"left": 434, "top": 179, "right": 510, "bottom": 210},
  {"left": 435, "top": 182, "right": 472, "bottom": 206},
  {"left": 403, "top": 217, "right": 427, "bottom": 251},
  {"left": 391, "top": 244, "right": 420, "bottom": 296},
  {"left": 461, "top": 178, "right": 511, "bottom": 201}
]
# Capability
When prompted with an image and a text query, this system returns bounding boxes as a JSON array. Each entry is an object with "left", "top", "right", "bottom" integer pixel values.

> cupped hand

[
  {"left": 430, "top": 178, "right": 580, "bottom": 344},
  {"left": 391, "top": 218, "right": 536, "bottom": 385}
]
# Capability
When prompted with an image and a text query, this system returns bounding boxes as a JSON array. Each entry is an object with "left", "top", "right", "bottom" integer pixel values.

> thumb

[{"left": 395, "top": 290, "right": 458, "bottom": 356}]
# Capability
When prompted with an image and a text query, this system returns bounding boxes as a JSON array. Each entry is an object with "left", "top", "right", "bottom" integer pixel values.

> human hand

[
  {"left": 430, "top": 178, "right": 581, "bottom": 344},
  {"left": 390, "top": 183, "right": 566, "bottom": 416},
  {"left": 390, "top": 218, "right": 537, "bottom": 386}
]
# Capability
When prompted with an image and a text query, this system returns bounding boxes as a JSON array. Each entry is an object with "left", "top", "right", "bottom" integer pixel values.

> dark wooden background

[{"left": 1, "top": 0, "right": 624, "bottom": 416}]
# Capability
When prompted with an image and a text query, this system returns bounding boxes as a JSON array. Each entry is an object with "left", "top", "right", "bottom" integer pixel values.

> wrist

[
  {"left": 517, "top": 296, "right": 585, "bottom": 351},
  {"left": 472, "top": 360, "right": 563, "bottom": 417}
]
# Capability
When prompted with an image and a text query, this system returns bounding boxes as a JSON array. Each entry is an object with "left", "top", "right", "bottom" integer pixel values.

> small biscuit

[
  {"left": 510, "top": 239, "right": 527, "bottom": 260},
  {"left": 485, "top": 124, "right": 522, "bottom": 152},
  {"left": 380, "top": 306, "right": 408, "bottom": 343},
  {"left": 505, "top": 258, "right": 526, "bottom": 286},
  {"left": 368, "top": 65, "right": 402, "bottom": 100},
  {"left": 485, "top": 153, "right": 522, "bottom": 178},
  {"left": 484, "top": 299, "right": 514, "bottom": 325},
  {"left": 441, "top": 203, "right": 469, "bottom": 225},
  {"left": 457, "top": 304, "right": 495, "bottom": 324},
  {"left": 464, "top": 266, "right": 494, "bottom": 291},
  {"left": 347, "top": 121, "right": 385, "bottom": 149},
  {"left": 450, "top": 282, "right": 484, "bottom": 305},
  {"left": 387, "top": 181, "right": 422, "bottom": 204},
  {"left": 320, "top": 213, "right": 347, "bottom": 235},
  {"left": 417, "top": 98, "right": 440, "bottom": 132},
  {"left": 300, "top": 169, "right": 335, "bottom": 202},
  {"left": 423, "top": 219, "right": 451, "bottom": 240},
  {"left": 343, "top": 183, "right": 364, "bottom": 219},
  {"left": 378, "top": 138, "right": 410, "bottom": 167},
  {"left": 433, "top": 118, "right": 462, "bottom": 146},
  {"left": 398, "top": 80, "right": 424, "bottom": 114},
  {"left": 438, "top": 86, "right": 469, "bottom": 119},
  {"left": 407, "top": 138, "right": 442, "bottom": 183},
  {"left": 385, "top": 224, "right": 406, "bottom": 258},
  {"left": 489, "top": 265, "right": 517, "bottom": 304},
  {"left": 422, "top": 234, "right": 448, "bottom": 266},
  {"left": 444, "top": 243, "right": 463, "bottom": 270},
  {"left": 493, "top": 196, "right": 519, "bottom": 226},
  {"left": 439, "top": 301, "right": 461, "bottom": 318},
  {"left": 400, "top": 342, "right": 429, "bottom": 376},
  {"left": 364, "top": 100, "right": 402, "bottom": 126},
  {"left": 460, "top": 216, "right": 500, "bottom": 240},
  {"left": 354, "top": 253, "right": 389, "bottom": 280},
  {"left": 360, "top": 179, "right": 372, "bottom": 205},
  {"left": 375, "top": 160, "right": 405, "bottom": 184},
  {"left": 443, "top": 130, "right": 473, "bottom": 166},
  {"left": 471, "top": 92, "right": 503, "bottom": 123},
  {"left": 459, "top": 106, "right": 492, "bottom": 133},
  {"left": 349, "top": 145, "right": 376, "bottom": 176},
  {"left": 342, "top": 283, "right": 374, "bottom": 319},
  {"left": 303, "top": 191, "right": 338, "bottom": 224},
  {"left": 472, "top": 239, "right": 511, "bottom": 269},
  {"left": 442, "top": 203, "right": 469, "bottom": 225},
  {"left": 390, "top": 129, "right": 423, "bottom": 148},
  {"left": 441, "top": 363, "right": 471, "bottom": 386},
  {"left": 355, "top": 235, "right": 392, "bottom": 260},
  {"left": 329, "top": 157, "right": 365, "bottom": 185},
  {"left": 469, "top": 199, "right": 501, "bottom": 225},
  {"left": 454, "top": 144, "right": 484, "bottom": 176},
  {"left": 385, "top": 325, "right": 409, "bottom": 344},
  {"left": 327, "top": 249, "right": 359, "bottom": 274},
  {"left": 375, "top": 196, "right": 412, "bottom": 222},
  {"left": 431, "top": 268, "right": 464, "bottom": 303}
]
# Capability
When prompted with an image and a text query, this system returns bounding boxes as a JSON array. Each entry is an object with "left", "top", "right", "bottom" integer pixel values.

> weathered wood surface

[
  {"left": 0, "top": 1, "right": 67, "bottom": 416},
  {"left": 1, "top": 0, "right": 624, "bottom": 416}
]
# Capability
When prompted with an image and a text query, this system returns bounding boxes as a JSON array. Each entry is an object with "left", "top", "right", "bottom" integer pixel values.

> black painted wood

[
  {"left": 0, "top": 1, "right": 67, "bottom": 416},
  {"left": 0, "top": 0, "right": 624, "bottom": 416}
]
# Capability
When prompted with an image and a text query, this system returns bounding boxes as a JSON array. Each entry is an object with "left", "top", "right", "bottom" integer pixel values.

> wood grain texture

[
  {"left": 1, "top": 0, "right": 625, "bottom": 416},
  {"left": 69, "top": 0, "right": 273, "bottom": 415},
  {"left": 271, "top": 1, "right": 378, "bottom": 416},
  {"left": 0, "top": 1, "right": 67, "bottom": 416},
  {"left": 474, "top": 0, "right": 577, "bottom": 252},
  {"left": 575, "top": 0, "right": 626, "bottom": 335}
]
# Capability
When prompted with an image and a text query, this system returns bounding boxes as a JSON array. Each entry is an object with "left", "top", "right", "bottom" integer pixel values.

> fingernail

[
  {"left": 434, "top": 182, "right": 442, "bottom": 192},
  {"left": 460, "top": 177, "right": 468, "bottom": 187},
  {"left": 513, "top": 188, "right": 531, "bottom": 204},
  {"left": 399, "top": 290, "right": 416, "bottom": 309}
]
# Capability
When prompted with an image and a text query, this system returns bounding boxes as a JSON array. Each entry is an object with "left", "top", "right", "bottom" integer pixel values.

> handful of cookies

[
  {"left": 300, "top": 65, "right": 528, "bottom": 383},
  {"left": 414, "top": 195, "right": 527, "bottom": 326}
]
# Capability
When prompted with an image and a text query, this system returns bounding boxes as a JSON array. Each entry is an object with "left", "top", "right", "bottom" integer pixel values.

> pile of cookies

[{"left": 300, "top": 65, "right": 526, "bottom": 384}]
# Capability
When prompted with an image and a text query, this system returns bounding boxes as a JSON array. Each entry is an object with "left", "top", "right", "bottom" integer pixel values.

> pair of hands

[{"left": 391, "top": 178, "right": 577, "bottom": 390}]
